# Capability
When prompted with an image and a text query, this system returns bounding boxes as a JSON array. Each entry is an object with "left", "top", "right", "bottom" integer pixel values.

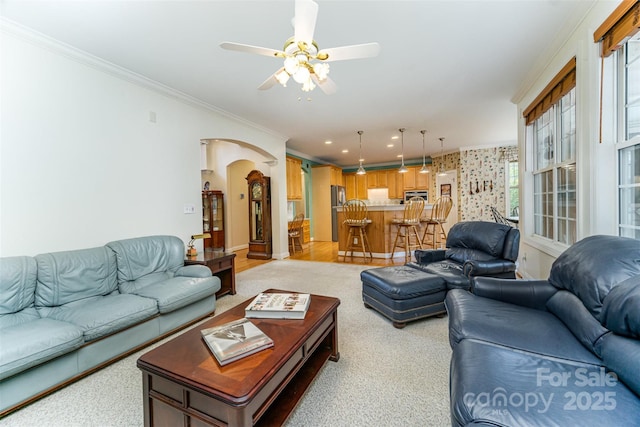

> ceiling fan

[{"left": 220, "top": 0, "right": 380, "bottom": 94}]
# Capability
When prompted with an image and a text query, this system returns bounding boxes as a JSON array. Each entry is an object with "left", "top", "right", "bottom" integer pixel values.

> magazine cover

[
  {"left": 201, "top": 318, "right": 274, "bottom": 366},
  {"left": 245, "top": 293, "right": 311, "bottom": 319}
]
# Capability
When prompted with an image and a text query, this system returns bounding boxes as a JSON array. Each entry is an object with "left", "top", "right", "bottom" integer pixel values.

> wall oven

[{"left": 404, "top": 190, "right": 429, "bottom": 203}]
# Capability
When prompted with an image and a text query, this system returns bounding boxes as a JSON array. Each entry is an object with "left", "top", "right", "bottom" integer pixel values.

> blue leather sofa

[
  {"left": 0, "top": 235, "right": 221, "bottom": 415},
  {"left": 445, "top": 235, "right": 640, "bottom": 426}
]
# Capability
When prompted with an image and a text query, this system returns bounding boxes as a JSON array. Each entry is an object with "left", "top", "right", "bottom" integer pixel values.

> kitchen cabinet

[
  {"left": 387, "top": 171, "right": 405, "bottom": 199},
  {"left": 416, "top": 168, "right": 430, "bottom": 190},
  {"left": 329, "top": 166, "right": 343, "bottom": 186},
  {"left": 202, "top": 190, "right": 225, "bottom": 251},
  {"left": 367, "top": 170, "right": 388, "bottom": 188},
  {"left": 286, "top": 156, "right": 303, "bottom": 200},
  {"left": 403, "top": 167, "right": 417, "bottom": 189},
  {"left": 343, "top": 172, "right": 368, "bottom": 200}
]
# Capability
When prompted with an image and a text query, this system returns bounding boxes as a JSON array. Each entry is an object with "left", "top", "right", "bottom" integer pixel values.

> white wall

[
  {"left": 0, "top": 22, "right": 288, "bottom": 257},
  {"left": 513, "top": 1, "right": 619, "bottom": 279}
]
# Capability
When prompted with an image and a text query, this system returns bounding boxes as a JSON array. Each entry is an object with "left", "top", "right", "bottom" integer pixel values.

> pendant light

[
  {"left": 398, "top": 128, "right": 408, "bottom": 173},
  {"left": 438, "top": 137, "right": 447, "bottom": 176},
  {"left": 419, "top": 130, "right": 429, "bottom": 174},
  {"left": 356, "top": 130, "right": 366, "bottom": 175}
]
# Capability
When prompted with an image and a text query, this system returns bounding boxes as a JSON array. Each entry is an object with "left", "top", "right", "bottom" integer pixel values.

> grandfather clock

[{"left": 246, "top": 170, "right": 272, "bottom": 259}]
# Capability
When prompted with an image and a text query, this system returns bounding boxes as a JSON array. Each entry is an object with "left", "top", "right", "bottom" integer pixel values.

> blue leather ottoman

[{"left": 361, "top": 265, "right": 447, "bottom": 328}]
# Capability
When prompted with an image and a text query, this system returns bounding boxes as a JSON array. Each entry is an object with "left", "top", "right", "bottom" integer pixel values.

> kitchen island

[{"left": 336, "top": 204, "right": 433, "bottom": 259}]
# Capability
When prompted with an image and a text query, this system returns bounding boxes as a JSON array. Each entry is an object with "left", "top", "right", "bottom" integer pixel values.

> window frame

[
  {"left": 529, "top": 87, "right": 577, "bottom": 246},
  {"left": 616, "top": 33, "right": 640, "bottom": 238}
]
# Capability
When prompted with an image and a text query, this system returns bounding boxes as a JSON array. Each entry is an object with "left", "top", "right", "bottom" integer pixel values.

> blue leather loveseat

[
  {"left": 0, "top": 235, "right": 221, "bottom": 415},
  {"left": 445, "top": 235, "right": 640, "bottom": 426}
]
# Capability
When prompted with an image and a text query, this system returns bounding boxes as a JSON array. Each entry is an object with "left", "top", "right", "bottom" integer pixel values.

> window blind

[
  {"left": 593, "top": 0, "right": 640, "bottom": 57},
  {"left": 522, "top": 58, "right": 576, "bottom": 126}
]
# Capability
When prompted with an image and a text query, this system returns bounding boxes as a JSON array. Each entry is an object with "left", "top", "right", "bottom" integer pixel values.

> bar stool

[
  {"left": 342, "top": 199, "right": 373, "bottom": 263},
  {"left": 422, "top": 196, "right": 453, "bottom": 249},
  {"left": 391, "top": 196, "right": 425, "bottom": 262}
]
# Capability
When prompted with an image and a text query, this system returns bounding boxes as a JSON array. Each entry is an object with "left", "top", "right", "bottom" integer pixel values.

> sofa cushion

[
  {"left": 601, "top": 275, "right": 640, "bottom": 339},
  {"left": 37, "top": 293, "right": 158, "bottom": 341},
  {"left": 106, "top": 235, "right": 185, "bottom": 286},
  {"left": 131, "top": 276, "right": 219, "bottom": 314},
  {"left": 34, "top": 247, "right": 118, "bottom": 307},
  {"left": 0, "top": 256, "right": 37, "bottom": 315},
  {"left": 450, "top": 339, "right": 640, "bottom": 427},
  {"left": 409, "top": 260, "right": 470, "bottom": 290},
  {"left": 445, "top": 289, "right": 601, "bottom": 364},
  {"left": 548, "top": 235, "right": 640, "bottom": 320},
  {"left": 0, "top": 317, "right": 83, "bottom": 380}
]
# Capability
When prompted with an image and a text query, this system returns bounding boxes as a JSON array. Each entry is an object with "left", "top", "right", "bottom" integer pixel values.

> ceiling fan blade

[
  {"left": 294, "top": 0, "right": 318, "bottom": 46},
  {"left": 220, "top": 42, "right": 283, "bottom": 58},
  {"left": 319, "top": 42, "right": 381, "bottom": 62},
  {"left": 312, "top": 75, "right": 337, "bottom": 95},
  {"left": 258, "top": 68, "right": 284, "bottom": 90}
]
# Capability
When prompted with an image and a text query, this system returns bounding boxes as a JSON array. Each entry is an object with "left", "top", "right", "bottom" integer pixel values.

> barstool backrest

[
  {"left": 403, "top": 196, "right": 425, "bottom": 225},
  {"left": 431, "top": 196, "right": 453, "bottom": 222},
  {"left": 343, "top": 199, "right": 368, "bottom": 225}
]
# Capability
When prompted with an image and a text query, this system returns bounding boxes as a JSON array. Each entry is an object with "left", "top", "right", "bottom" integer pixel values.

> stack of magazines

[{"left": 201, "top": 318, "right": 273, "bottom": 366}]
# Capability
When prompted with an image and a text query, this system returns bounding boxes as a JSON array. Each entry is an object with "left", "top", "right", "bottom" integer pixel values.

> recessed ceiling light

[
  {"left": 325, "top": 140, "right": 332, "bottom": 144},
  {"left": 391, "top": 136, "right": 399, "bottom": 140},
  {"left": 387, "top": 144, "right": 394, "bottom": 148},
  {"left": 397, "top": 154, "right": 403, "bottom": 158},
  {"left": 342, "top": 149, "right": 349, "bottom": 153},
  {"left": 359, "top": 158, "right": 364, "bottom": 162}
]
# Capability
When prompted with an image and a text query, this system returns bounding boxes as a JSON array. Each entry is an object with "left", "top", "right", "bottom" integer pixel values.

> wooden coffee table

[{"left": 137, "top": 289, "right": 340, "bottom": 427}]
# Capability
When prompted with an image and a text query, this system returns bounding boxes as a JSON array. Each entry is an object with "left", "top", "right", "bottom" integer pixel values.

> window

[
  {"left": 524, "top": 56, "right": 577, "bottom": 246},
  {"left": 507, "top": 160, "right": 519, "bottom": 217},
  {"left": 617, "top": 33, "right": 640, "bottom": 238}
]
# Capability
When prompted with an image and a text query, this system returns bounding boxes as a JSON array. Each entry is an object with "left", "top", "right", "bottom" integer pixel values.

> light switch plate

[{"left": 183, "top": 204, "right": 196, "bottom": 214}]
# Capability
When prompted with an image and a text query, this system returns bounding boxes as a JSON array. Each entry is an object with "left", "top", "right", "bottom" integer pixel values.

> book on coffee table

[
  {"left": 201, "top": 318, "right": 274, "bottom": 366},
  {"left": 245, "top": 292, "right": 311, "bottom": 319}
]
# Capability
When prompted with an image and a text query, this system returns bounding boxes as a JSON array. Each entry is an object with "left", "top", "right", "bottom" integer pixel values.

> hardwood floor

[{"left": 234, "top": 241, "right": 401, "bottom": 273}]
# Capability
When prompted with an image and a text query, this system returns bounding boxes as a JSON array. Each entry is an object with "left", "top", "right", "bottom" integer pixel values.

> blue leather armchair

[{"left": 408, "top": 221, "right": 520, "bottom": 290}]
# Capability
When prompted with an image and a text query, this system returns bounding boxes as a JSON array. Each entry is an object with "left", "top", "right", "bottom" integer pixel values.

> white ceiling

[{"left": 1, "top": 0, "right": 598, "bottom": 168}]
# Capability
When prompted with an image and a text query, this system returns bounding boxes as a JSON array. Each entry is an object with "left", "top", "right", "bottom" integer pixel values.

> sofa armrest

[
  {"left": 175, "top": 265, "right": 212, "bottom": 278},
  {"left": 462, "top": 259, "right": 516, "bottom": 277},
  {"left": 471, "top": 277, "right": 557, "bottom": 310},
  {"left": 413, "top": 249, "right": 446, "bottom": 264}
]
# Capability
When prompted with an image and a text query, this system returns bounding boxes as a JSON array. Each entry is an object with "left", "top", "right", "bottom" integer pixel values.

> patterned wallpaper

[{"left": 459, "top": 146, "right": 509, "bottom": 221}]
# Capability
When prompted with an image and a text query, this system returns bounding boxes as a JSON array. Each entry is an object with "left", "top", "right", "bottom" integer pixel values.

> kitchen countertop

[{"left": 335, "top": 204, "right": 432, "bottom": 212}]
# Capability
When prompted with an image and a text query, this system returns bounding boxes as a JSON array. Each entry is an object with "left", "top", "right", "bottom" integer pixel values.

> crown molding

[{"left": 1, "top": 17, "right": 287, "bottom": 141}]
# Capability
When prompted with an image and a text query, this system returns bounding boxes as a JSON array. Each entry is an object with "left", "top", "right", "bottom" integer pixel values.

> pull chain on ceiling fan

[{"left": 220, "top": 0, "right": 380, "bottom": 94}]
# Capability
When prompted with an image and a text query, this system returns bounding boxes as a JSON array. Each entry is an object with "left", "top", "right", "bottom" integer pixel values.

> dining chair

[
  {"left": 391, "top": 196, "right": 425, "bottom": 261},
  {"left": 288, "top": 213, "right": 305, "bottom": 254}
]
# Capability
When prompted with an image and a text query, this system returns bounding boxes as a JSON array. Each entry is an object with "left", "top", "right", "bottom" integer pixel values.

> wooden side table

[{"left": 184, "top": 251, "right": 236, "bottom": 297}]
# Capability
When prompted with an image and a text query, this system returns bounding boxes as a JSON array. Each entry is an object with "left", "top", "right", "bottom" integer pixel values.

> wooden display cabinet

[{"left": 202, "top": 190, "right": 225, "bottom": 252}]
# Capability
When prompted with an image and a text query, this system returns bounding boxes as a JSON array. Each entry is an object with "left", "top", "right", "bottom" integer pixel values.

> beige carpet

[{"left": 0, "top": 260, "right": 451, "bottom": 426}]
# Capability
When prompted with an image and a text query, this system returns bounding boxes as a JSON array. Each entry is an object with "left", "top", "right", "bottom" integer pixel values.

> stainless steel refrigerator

[{"left": 331, "top": 185, "right": 346, "bottom": 242}]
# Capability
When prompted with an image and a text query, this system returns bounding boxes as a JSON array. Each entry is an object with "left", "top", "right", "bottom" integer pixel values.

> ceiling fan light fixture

[
  {"left": 313, "top": 62, "right": 330, "bottom": 81},
  {"left": 293, "top": 66, "right": 310, "bottom": 84},
  {"left": 275, "top": 69, "right": 290, "bottom": 86},
  {"left": 301, "top": 78, "right": 316, "bottom": 92},
  {"left": 283, "top": 56, "right": 298, "bottom": 75}
]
